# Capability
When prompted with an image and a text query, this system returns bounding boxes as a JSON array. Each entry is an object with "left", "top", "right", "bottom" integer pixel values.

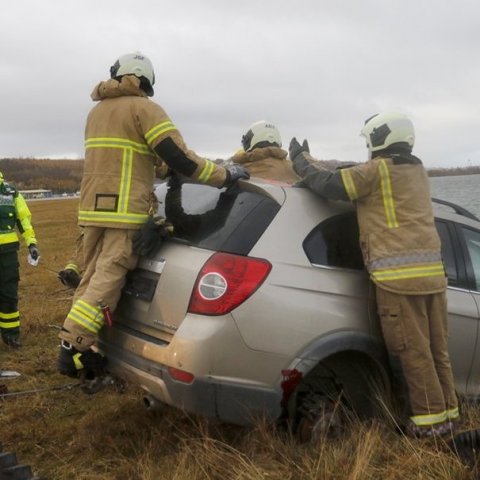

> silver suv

[{"left": 99, "top": 177, "right": 480, "bottom": 437}]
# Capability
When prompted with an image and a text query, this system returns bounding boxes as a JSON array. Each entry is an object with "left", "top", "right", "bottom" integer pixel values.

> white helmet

[
  {"left": 110, "top": 52, "right": 155, "bottom": 96},
  {"left": 360, "top": 111, "right": 415, "bottom": 154},
  {"left": 241, "top": 120, "right": 282, "bottom": 152}
]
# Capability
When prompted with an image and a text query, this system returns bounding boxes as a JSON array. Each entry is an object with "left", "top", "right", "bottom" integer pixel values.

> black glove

[
  {"left": 58, "top": 341, "right": 106, "bottom": 379},
  {"left": 132, "top": 215, "right": 173, "bottom": 258},
  {"left": 289, "top": 137, "right": 310, "bottom": 161},
  {"left": 28, "top": 244, "right": 39, "bottom": 261},
  {"left": 224, "top": 165, "right": 250, "bottom": 188},
  {"left": 58, "top": 268, "right": 81, "bottom": 288}
]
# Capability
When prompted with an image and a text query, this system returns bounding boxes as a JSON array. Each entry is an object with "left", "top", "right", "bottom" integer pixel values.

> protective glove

[
  {"left": 223, "top": 165, "right": 250, "bottom": 188},
  {"left": 58, "top": 341, "right": 107, "bottom": 379},
  {"left": 27, "top": 243, "right": 40, "bottom": 266},
  {"left": 58, "top": 268, "right": 81, "bottom": 288},
  {"left": 132, "top": 215, "right": 173, "bottom": 258},
  {"left": 289, "top": 137, "right": 310, "bottom": 161},
  {"left": 28, "top": 244, "right": 39, "bottom": 261}
]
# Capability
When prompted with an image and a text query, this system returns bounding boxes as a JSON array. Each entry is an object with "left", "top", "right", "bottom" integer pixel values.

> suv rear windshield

[{"left": 154, "top": 178, "right": 281, "bottom": 255}]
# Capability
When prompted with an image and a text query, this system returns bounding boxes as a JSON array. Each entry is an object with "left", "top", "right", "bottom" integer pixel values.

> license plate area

[{"left": 122, "top": 269, "right": 158, "bottom": 303}]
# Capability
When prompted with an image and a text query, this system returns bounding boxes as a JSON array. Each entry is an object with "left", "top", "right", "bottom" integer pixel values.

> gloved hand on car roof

[
  {"left": 289, "top": 137, "right": 310, "bottom": 161},
  {"left": 223, "top": 165, "right": 250, "bottom": 189}
]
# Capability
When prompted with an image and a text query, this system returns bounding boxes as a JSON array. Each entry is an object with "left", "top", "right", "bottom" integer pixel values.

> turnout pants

[
  {"left": 0, "top": 250, "right": 20, "bottom": 334},
  {"left": 376, "top": 286, "right": 459, "bottom": 427},
  {"left": 60, "top": 226, "right": 138, "bottom": 351}
]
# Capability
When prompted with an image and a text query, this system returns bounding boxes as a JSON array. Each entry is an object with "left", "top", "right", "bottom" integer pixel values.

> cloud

[{"left": 0, "top": 0, "right": 479, "bottom": 167}]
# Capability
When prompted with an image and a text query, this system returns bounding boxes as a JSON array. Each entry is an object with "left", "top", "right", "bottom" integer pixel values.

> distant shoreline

[{"left": 428, "top": 166, "right": 480, "bottom": 177}]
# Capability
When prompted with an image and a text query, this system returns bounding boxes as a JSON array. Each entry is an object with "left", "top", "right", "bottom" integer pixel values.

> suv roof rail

[{"left": 432, "top": 197, "right": 479, "bottom": 221}]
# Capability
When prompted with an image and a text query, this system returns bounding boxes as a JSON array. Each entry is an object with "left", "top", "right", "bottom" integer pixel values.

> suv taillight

[{"left": 187, "top": 252, "right": 272, "bottom": 315}]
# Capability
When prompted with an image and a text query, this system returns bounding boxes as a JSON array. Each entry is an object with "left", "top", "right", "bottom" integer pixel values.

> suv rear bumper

[{"left": 99, "top": 337, "right": 283, "bottom": 426}]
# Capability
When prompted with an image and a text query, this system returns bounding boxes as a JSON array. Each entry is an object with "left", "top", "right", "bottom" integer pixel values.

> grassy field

[{"left": 0, "top": 198, "right": 478, "bottom": 479}]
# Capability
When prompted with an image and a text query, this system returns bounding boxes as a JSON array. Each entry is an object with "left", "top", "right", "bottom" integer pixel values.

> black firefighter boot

[
  {"left": 57, "top": 267, "right": 81, "bottom": 289},
  {"left": 1, "top": 326, "right": 21, "bottom": 348},
  {"left": 58, "top": 340, "right": 106, "bottom": 379}
]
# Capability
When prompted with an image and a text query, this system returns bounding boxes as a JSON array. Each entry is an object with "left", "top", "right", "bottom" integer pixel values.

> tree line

[
  {"left": 0, "top": 157, "right": 479, "bottom": 193},
  {"left": 0, "top": 158, "right": 84, "bottom": 193}
]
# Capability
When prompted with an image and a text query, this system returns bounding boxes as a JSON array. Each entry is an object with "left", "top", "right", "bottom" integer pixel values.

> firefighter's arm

[
  {"left": 142, "top": 112, "right": 226, "bottom": 187},
  {"left": 153, "top": 135, "right": 227, "bottom": 187},
  {"left": 141, "top": 104, "right": 248, "bottom": 187},
  {"left": 152, "top": 135, "right": 248, "bottom": 188},
  {"left": 14, "top": 193, "right": 37, "bottom": 246},
  {"left": 291, "top": 149, "right": 350, "bottom": 201}
]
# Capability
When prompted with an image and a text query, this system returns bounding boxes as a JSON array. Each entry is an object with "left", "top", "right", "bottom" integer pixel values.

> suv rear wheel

[
  {"left": 296, "top": 391, "right": 347, "bottom": 442},
  {"left": 289, "top": 352, "right": 393, "bottom": 443}
]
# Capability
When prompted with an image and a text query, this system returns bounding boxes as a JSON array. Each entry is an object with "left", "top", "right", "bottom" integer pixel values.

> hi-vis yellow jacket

[
  {"left": 79, "top": 75, "right": 227, "bottom": 229},
  {"left": 294, "top": 150, "right": 446, "bottom": 295},
  {"left": 0, "top": 181, "right": 37, "bottom": 253},
  {"left": 230, "top": 146, "right": 299, "bottom": 185}
]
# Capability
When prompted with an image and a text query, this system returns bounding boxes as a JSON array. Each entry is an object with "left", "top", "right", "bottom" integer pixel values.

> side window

[
  {"left": 303, "top": 212, "right": 364, "bottom": 270},
  {"left": 461, "top": 227, "right": 480, "bottom": 291},
  {"left": 435, "top": 220, "right": 459, "bottom": 286}
]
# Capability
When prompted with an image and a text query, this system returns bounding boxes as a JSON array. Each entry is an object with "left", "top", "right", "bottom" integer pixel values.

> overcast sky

[{"left": 1, "top": 0, "right": 479, "bottom": 168}]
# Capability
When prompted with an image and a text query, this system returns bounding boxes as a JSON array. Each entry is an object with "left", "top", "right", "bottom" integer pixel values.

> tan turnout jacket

[
  {"left": 294, "top": 151, "right": 446, "bottom": 295},
  {"left": 231, "top": 146, "right": 299, "bottom": 184},
  {"left": 79, "top": 75, "right": 227, "bottom": 229}
]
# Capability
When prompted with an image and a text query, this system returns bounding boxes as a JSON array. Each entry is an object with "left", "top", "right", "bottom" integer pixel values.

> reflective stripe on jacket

[
  {"left": 79, "top": 75, "right": 227, "bottom": 229},
  {"left": 0, "top": 183, "right": 36, "bottom": 251},
  {"left": 294, "top": 151, "right": 446, "bottom": 294}
]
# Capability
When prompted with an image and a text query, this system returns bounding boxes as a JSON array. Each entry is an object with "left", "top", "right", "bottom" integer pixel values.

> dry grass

[{"left": 0, "top": 198, "right": 478, "bottom": 479}]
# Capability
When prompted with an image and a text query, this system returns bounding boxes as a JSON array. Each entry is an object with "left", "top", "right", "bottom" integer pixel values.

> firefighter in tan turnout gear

[
  {"left": 0, "top": 171, "right": 39, "bottom": 348},
  {"left": 289, "top": 111, "right": 459, "bottom": 438},
  {"left": 58, "top": 52, "right": 249, "bottom": 377},
  {"left": 230, "top": 120, "right": 299, "bottom": 184}
]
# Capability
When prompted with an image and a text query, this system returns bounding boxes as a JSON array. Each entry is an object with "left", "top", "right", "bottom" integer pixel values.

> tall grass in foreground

[{"left": 0, "top": 198, "right": 476, "bottom": 479}]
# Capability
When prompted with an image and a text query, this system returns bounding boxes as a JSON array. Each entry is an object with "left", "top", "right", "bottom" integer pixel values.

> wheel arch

[{"left": 286, "top": 331, "right": 395, "bottom": 424}]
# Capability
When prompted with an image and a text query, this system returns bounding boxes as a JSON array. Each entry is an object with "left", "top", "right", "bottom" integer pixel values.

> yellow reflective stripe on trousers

[
  {"left": 379, "top": 159, "right": 398, "bottom": 228},
  {"left": 0, "top": 231, "right": 19, "bottom": 244},
  {"left": 118, "top": 147, "right": 133, "bottom": 213},
  {"left": 340, "top": 169, "right": 358, "bottom": 200},
  {"left": 78, "top": 211, "right": 149, "bottom": 224},
  {"left": 0, "top": 311, "right": 20, "bottom": 329},
  {"left": 447, "top": 407, "right": 460, "bottom": 420},
  {"left": 0, "top": 311, "right": 20, "bottom": 320},
  {"left": 145, "top": 121, "right": 177, "bottom": 145},
  {"left": 411, "top": 410, "right": 448, "bottom": 426},
  {"left": 85, "top": 137, "right": 153, "bottom": 155},
  {"left": 67, "top": 300, "right": 104, "bottom": 334},
  {"left": 372, "top": 263, "right": 446, "bottom": 281},
  {"left": 0, "top": 321, "right": 20, "bottom": 328},
  {"left": 65, "top": 263, "right": 80, "bottom": 274},
  {"left": 198, "top": 160, "right": 215, "bottom": 183}
]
